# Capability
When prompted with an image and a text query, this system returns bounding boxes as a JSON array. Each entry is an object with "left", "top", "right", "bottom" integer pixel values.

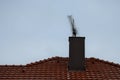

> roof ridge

[
  {"left": 0, "top": 57, "right": 119, "bottom": 68},
  {"left": 89, "top": 57, "right": 120, "bottom": 68},
  {"left": 0, "top": 64, "right": 25, "bottom": 67},
  {"left": 26, "top": 56, "right": 68, "bottom": 66}
]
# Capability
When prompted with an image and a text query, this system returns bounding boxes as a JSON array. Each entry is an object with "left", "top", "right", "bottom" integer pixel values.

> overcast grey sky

[{"left": 0, "top": 0, "right": 120, "bottom": 65}]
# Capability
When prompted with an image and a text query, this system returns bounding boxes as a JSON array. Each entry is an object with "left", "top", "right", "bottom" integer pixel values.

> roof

[{"left": 0, "top": 57, "right": 120, "bottom": 80}]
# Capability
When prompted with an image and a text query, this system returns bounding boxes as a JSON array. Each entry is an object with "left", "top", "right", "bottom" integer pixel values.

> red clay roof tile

[{"left": 0, "top": 57, "right": 120, "bottom": 79}]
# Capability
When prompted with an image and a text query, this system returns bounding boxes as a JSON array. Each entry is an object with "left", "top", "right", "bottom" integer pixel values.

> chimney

[{"left": 68, "top": 37, "right": 85, "bottom": 71}]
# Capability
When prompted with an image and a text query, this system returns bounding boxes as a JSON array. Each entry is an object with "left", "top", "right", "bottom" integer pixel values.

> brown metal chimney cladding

[{"left": 68, "top": 37, "right": 85, "bottom": 71}]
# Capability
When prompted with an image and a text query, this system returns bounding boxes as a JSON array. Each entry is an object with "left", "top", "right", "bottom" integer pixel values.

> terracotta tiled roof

[{"left": 0, "top": 56, "right": 120, "bottom": 80}]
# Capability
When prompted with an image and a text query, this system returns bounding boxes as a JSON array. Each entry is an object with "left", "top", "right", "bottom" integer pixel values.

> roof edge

[
  {"left": 89, "top": 57, "right": 120, "bottom": 68},
  {"left": 0, "top": 56, "right": 120, "bottom": 68}
]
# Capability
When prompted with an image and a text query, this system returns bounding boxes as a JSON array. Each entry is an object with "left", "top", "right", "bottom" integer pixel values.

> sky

[{"left": 0, "top": 0, "right": 120, "bottom": 65}]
